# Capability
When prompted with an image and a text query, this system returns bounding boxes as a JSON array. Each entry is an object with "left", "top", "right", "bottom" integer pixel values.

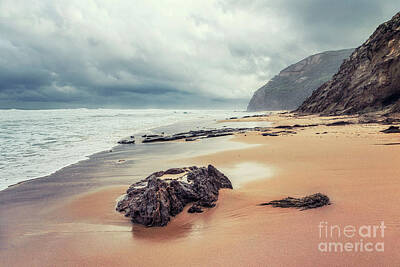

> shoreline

[
  {"left": 1, "top": 112, "right": 399, "bottom": 266},
  {"left": 0, "top": 109, "right": 265, "bottom": 191}
]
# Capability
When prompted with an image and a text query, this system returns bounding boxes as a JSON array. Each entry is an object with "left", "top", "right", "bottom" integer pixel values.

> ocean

[{"left": 0, "top": 109, "right": 260, "bottom": 190}]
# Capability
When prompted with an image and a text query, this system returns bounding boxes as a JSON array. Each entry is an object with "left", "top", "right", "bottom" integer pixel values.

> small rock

[
  {"left": 262, "top": 133, "right": 279, "bottom": 136},
  {"left": 381, "top": 126, "right": 400, "bottom": 133},
  {"left": 118, "top": 138, "right": 135, "bottom": 144},
  {"left": 188, "top": 204, "right": 203, "bottom": 213},
  {"left": 326, "top": 121, "right": 352, "bottom": 126},
  {"left": 275, "top": 125, "right": 293, "bottom": 129},
  {"left": 259, "top": 193, "right": 330, "bottom": 210},
  {"left": 206, "top": 132, "right": 233, "bottom": 138}
]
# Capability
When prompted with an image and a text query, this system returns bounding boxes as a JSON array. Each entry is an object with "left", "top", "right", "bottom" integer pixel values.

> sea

[{"left": 0, "top": 109, "right": 263, "bottom": 191}]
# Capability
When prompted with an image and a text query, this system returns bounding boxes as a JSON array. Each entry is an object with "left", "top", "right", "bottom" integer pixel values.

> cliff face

[
  {"left": 247, "top": 49, "right": 353, "bottom": 111},
  {"left": 297, "top": 12, "right": 400, "bottom": 115}
]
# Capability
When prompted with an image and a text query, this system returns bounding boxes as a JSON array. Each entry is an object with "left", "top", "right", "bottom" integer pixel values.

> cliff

[
  {"left": 247, "top": 49, "right": 354, "bottom": 111},
  {"left": 297, "top": 12, "right": 400, "bottom": 115}
]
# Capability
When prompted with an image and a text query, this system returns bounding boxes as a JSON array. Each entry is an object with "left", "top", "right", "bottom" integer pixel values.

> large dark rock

[
  {"left": 116, "top": 165, "right": 233, "bottom": 227},
  {"left": 297, "top": 12, "right": 400, "bottom": 115},
  {"left": 259, "top": 193, "right": 330, "bottom": 210},
  {"left": 247, "top": 49, "right": 353, "bottom": 111}
]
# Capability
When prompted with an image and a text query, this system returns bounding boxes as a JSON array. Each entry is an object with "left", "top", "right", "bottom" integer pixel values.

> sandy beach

[{"left": 1, "top": 113, "right": 399, "bottom": 266}]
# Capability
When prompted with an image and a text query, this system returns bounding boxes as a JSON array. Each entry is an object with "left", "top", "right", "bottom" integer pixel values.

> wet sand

[{"left": 1, "top": 113, "right": 399, "bottom": 266}]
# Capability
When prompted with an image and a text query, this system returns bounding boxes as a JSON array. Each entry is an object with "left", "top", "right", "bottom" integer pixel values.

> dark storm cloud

[
  {"left": 0, "top": 0, "right": 399, "bottom": 109},
  {"left": 274, "top": 0, "right": 399, "bottom": 49},
  {"left": 221, "top": 0, "right": 400, "bottom": 57}
]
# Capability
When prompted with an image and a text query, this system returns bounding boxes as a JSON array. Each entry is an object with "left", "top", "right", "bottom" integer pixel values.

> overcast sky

[{"left": 0, "top": 0, "right": 399, "bottom": 109}]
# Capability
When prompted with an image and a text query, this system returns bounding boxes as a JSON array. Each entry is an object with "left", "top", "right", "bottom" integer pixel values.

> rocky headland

[
  {"left": 297, "top": 12, "right": 400, "bottom": 115},
  {"left": 247, "top": 49, "right": 353, "bottom": 111}
]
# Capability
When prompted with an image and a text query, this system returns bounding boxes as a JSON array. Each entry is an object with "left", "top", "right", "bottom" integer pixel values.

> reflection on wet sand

[{"left": 220, "top": 162, "right": 273, "bottom": 188}]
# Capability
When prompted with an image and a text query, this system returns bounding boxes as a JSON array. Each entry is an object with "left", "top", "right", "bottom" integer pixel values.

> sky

[{"left": 0, "top": 0, "right": 399, "bottom": 109}]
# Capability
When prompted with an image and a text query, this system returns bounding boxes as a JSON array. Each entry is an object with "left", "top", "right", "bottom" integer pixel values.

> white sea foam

[{"left": 0, "top": 109, "right": 265, "bottom": 190}]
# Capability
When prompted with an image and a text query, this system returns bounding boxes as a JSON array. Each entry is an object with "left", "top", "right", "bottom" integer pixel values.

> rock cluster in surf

[
  {"left": 140, "top": 127, "right": 270, "bottom": 143},
  {"left": 116, "top": 165, "right": 232, "bottom": 227}
]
